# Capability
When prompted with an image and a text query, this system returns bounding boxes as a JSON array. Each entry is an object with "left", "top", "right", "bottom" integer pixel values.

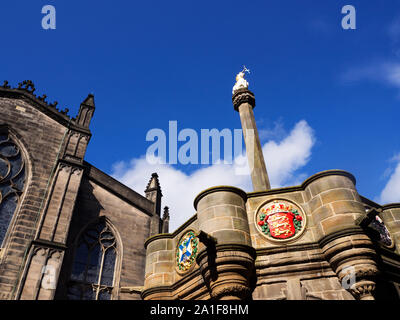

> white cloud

[
  {"left": 111, "top": 120, "right": 315, "bottom": 232},
  {"left": 341, "top": 60, "right": 400, "bottom": 95},
  {"left": 341, "top": 17, "right": 400, "bottom": 91},
  {"left": 263, "top": 120, "right": 314, "bottom": 187},
  {"left": 379, "top": 154, "right": 400, "bottom": 204},
  {"left": 341, "top": 62, "right": 400, "bottom": 88}
]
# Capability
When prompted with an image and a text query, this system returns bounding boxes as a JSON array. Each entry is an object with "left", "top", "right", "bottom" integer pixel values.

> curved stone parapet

[
  {"left": 302, "top": 170, "right": 363, "bottom": 239},
  {"left": 194, "top": 186, "right": 250, "bottom": 246},
  {"left": 143, "top": 234, "right": 174, "bottom": 300},
  {"left": 303, "top": 170, "right": 379, "bottom": 300}
]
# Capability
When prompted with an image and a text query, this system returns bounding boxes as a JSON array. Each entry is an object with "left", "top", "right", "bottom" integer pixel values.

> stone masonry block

[
  {"left": 211, "top": 229, "right": 250, "bottom": 245},
  {"left": 147, "top": 239, "right": 168, "bottom": 254},
  {"left": 330, "top": 200, "right": 365, "bottom": 216},
  {"left": 319, "top": 215, "right": 355, "bottom": 236},
  {"left": 308, "top": 195, "right": 323, "bottom": 212},
  {"left": 308, "top": 175, "right": 355, "bottom": 198},
  {"left": 320, "top": 189, "right": 355, "bottom": 205}
]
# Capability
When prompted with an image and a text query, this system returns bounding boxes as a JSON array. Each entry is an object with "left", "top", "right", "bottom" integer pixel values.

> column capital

[{"left": 232, "top": 88, "right": 255, "bottom": 111}]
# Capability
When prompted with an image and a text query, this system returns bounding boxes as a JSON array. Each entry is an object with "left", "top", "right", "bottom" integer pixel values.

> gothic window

[
  {"left": 67, "top": 219, "right": 118, "bottom": 300},
  {"left": 0, "top": 132, "right": 26, "bottom": 246}
]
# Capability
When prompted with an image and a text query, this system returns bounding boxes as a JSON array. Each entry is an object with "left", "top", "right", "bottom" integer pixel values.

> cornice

[
  {"left": 193, "top": 185, "right": 247, "bottom": 210},
  {"left": 247, "top": 169, "right": 356, "bottom": 198}
]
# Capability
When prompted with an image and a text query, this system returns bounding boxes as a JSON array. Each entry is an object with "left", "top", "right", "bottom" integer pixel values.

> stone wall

[
  {"left": 142, "top": 171, "right": 400, "bottom": 300},
  {"left": 0, "top": 96, "right": 68, "bottom": 299},
  {"left": 142, "top": 214, "right": 210, "bottom": 300},
  {"left": 0, "top": 86, "right": 158, "bottom": 300},
  {"left": 55, "top": 167, "right": 155, "bottom": 300}
]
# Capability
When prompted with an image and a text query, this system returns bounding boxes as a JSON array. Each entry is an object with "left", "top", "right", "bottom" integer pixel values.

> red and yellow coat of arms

[{"left": 255, "top": 200, "right": 306, "bottom": 241}]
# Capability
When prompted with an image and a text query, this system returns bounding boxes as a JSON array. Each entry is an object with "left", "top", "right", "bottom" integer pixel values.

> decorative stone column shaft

[{"left": 232, "top": 88, "right": 271, "bottom": 192}]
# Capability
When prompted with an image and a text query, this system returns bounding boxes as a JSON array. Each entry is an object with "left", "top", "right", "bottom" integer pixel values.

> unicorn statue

[{"left": 232, "top": 66, "right": 250, "bottom": 94}]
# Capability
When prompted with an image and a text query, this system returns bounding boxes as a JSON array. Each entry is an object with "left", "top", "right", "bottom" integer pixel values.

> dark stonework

[
  {"left": 0, "top": 81, "right": 162, "bottom": 300},
  {"left": 232, "top": 88, "right": 255, "bottom": 111}
]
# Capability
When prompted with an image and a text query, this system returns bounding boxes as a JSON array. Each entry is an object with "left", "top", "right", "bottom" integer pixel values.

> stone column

[
  {"left": 194, "top": 186, "right": 255, "bottom": 300},
  {"left": 232, "top": 88, "right": 270, "bottom": 192},
  {"left": 304, "top": 170, "right": 379, "bottom": 300}
]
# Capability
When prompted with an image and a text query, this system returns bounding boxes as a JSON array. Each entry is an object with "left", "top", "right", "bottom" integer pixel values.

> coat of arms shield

[
  {"left": 256, "top": 200, "right": 306, "bottom": 242},
  {"left": 176, "top": 230, "right": 198, "bottom": 273}
]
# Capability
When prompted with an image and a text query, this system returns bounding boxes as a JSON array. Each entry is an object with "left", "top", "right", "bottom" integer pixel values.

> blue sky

[{"left": 1, "top": 1, "right": 400, "bottom": 230}]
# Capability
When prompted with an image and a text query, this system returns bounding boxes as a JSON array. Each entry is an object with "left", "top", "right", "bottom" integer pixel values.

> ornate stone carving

[
  {"left": 60, "top": 108, "right": 69, "bottom": 116},
  {"left": 1, "top": 81, "right": 10, "bottom": 89},
  {"left": 176, "top": 230, "right": 199, "bottom": 274},
  {"left": 196, "top": 244, "right": 255, "bottom": 300},
  {"left": 210, "top": 284, "right": 251, "bottom": 300},
  {"left": 232, "top": 88, "right": 255, "bottom": 111},
  {"left": 1, "top": 80, "right": 84, "bottom": 121},
  {"left": 17, "top": 80, "right": 36, "bottom": 94},
  {"left": 349, "top": 280, "right": 376, "bottom": 300},
  {"left": 320, "top": 230, "right": 379, "bottom": 300},
  {"left": 232, "top": 66, "right": 250, "bottom": 94},
  {"left": 368, "top": 215, "right": 394, "bottom": 248},
  {"left": 255, "top": 199, "right": 307, "bottom": 243}
]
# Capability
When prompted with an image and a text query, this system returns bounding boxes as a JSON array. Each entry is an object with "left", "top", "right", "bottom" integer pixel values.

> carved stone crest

[
  {"left": 176, "top": 230, "right": 198, "bottom": 273},
  {"left": 255, "top": 199, "right": 306, "bottom": 242}
]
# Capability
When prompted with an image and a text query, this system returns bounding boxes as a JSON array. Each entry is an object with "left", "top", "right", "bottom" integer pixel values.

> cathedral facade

[{"left": 0, "top": 78, "right": 399, "bottom": 300}]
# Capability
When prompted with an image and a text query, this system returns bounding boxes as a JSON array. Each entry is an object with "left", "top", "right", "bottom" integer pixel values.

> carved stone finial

[
  {"left": 162, "top": 206, "right": 169, "bottom": 220},
  {"left": 145, "top": 172, "right": 162, "bottom": 198},
  {"left": 60, "top": 108, "right": 69, "bottom": 115},
  {"left": 145, "top": 173, "right": 161, "bottom": 191},
  {"left": 37, "top": 94, "right": 47, "bottom": 102},
  {"left": 17, "top": 80, "right": 36, "bottom": 94},
  {"left": 49, "top": 101, "right": 58, "bottom": 108},
  {"left": 81, "top": 93, "right": 95, "bottom": 107}
]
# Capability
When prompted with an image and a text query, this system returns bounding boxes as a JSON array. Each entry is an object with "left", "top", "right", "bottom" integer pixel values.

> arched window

[
  {"left": 67, "top": 219, "right": 118, "bottom": 300},
  {"left": 0, "top": 131, "right": 26, "bottom": 246}
]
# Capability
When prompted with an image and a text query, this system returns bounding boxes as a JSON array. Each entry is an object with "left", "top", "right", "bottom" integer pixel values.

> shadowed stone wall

[{"left": 0, "top": 85, "right": 159, "bottom": 300}]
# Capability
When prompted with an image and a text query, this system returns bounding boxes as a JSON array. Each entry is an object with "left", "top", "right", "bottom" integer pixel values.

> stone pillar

[
  {"left": 305, "top": 170, "right": 379, "bottom": 300},
  {"left": 142, "top": 235, "right": 174, "bottom": 300},
  {"left": 232, "top": 88, "right": 270, "bottom": 192},
  {"left": 194, "top": 186, "right": 255, "bottom": 300}
]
